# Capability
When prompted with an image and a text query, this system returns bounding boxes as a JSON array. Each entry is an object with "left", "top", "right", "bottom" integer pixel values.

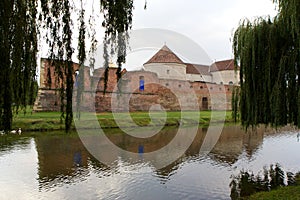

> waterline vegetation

[
  {"left": 230, "top": 164, "right": 300, "bottom": 200},
  {"left": 11, "top": 110, "right": 233, "bottom": 131}
]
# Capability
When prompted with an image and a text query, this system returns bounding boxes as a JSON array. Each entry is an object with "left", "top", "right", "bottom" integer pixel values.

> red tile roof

[
  {"left": 186, "top": 63, "right": 211, "bottom": 76},
  {"left": 144, "top": 45, "right": 184, "bottom": 65},
  {"left": 210, "top": 59, "right": 238, "bottom": 72},
  {"left": 144, "top": 46, "right": 238, "bottom": 75}
]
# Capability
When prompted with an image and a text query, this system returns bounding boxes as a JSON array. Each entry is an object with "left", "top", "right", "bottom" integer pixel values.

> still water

[{"left": 0, "top": 125, "right": 299, "bottom": 200}]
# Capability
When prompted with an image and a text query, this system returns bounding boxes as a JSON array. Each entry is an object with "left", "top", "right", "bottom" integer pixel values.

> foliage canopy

[
  {"left": 0, "top": 0, "right": 140, "bottom": 132},
  {"left": 232, "top": 0, "right": 300, "bottom": 128},
  {"left": 0, "top": 0, "right": 38, "bottom": 131}
]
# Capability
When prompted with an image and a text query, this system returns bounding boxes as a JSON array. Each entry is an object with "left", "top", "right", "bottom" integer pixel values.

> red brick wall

[
  {"left": 34, "top": 59, "right": 233, "bottom": 112},
  {"left": 41, "top": 58, "right": 80, "bottom": 89}
]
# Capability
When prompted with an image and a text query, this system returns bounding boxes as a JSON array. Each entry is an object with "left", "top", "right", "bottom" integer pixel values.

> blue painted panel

[{"left": 139, "top": 79, "right": 144, "bottom": 91}]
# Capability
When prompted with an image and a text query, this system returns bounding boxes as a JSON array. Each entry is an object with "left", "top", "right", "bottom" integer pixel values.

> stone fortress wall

[{"left": 34, "top": 45, "right": 239, "bottom": 112}]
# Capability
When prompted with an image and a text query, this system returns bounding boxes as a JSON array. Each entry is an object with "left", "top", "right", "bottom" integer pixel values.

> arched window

[
  {"left": 74, "top": 70, "right": 79, "bottom": 87},
  {"left": 229, "top": 81, "right": 233, "bottom": 85},
  {"left": 139, "top": 76, "right": 144, "bottom": 91}
]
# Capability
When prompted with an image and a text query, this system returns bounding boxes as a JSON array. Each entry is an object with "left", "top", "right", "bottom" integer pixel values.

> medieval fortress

[{"left": 34, "top": 45, "right": 239, "bottom": 112}]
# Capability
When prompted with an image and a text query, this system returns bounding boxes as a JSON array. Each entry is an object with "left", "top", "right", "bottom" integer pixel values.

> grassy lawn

[{"left": 12, "top": 110, "right": 234, "bottom": 131}]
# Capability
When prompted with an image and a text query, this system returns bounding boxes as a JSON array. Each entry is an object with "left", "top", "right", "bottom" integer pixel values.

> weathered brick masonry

[
  {"left": 34, "top": 45, "right": 237, "bottom": 112},
  {"left": 34, "top": 59, "right": 233, "bottom": 112}
]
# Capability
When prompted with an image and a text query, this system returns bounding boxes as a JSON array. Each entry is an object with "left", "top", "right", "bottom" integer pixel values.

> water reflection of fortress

[{"left": 35, "top": 126, "right": 266, "bottom": 187}]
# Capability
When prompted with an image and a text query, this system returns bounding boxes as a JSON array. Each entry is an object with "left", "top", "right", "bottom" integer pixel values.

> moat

[{"left": 0, "top": 125, "right": 299, "bottom": 200}]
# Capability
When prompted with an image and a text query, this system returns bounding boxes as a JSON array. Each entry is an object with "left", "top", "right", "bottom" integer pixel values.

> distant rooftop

[
  {"left": 210, "top": 59, "right": 237, "bottom": 72},
  {"left": 186, "top": 63, "right": 211, "bottom": 76},
  {"left": 144, "top": 45, "right": 184, "bottom": 65}
]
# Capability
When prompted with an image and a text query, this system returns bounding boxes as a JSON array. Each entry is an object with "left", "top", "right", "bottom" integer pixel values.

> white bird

[
  {"left": 11, "top": 128, "right": 21, "bottom": 135},
  {"left": 0, "top": 130, "right": 5, "bottom": 135}
]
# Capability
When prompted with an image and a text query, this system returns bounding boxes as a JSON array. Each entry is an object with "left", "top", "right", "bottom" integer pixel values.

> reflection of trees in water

[
  {"left": 230, "top": 164, "right": 297, "bottom": 199},
  {"left": 33, "top": 125, "right": 269, "bottom": 188},
  {"left": 0, "top": 136, "right": 31, "bottom": 154}
]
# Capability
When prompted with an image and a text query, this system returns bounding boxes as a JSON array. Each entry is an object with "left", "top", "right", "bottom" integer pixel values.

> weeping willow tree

[
  {"left": 0, "top": 0, "right": 38, "bottom": 131},
  {"left": 41, "top": 0, "right": 138, "bottom": 131},
  {"left": 232, "top": 0, "right": 300, "bottom": 128},
  {"left": 1, "top": 0, "right": 143, "bottom": 132},
  {"left": 101, "top": 0, "right": 134, "bottom": 93}
]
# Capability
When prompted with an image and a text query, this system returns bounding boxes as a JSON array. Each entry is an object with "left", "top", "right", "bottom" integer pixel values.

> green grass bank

[{"left": 12, "top": 110, "right": 234, "bottom": 131}]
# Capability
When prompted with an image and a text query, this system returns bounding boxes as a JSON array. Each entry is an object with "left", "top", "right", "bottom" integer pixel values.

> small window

[
  {"left": 167, "top": 69, "right": 170, "bottom": 74},
  {"left": 210, "top": 87, "right": 213, "bottom": 90},
  {"left": 229, "top": 81, "right": 233, "bottom": 85},
  {"left": 166, "top": 83, "right": 169, "bottom": 86},
  {"left": 190, "top": 85, "right": 193, "bottom": 88},
  {"left": 219, "top": 87, "right": 222, "bottom": 91},
  {"left": 178, "top": 84, "right": 182, "bottom": 88},
  {"left": 139, "top": 76, "right": 145, "bottom": 91},
  {"left": 220, "top": 82, "right": 223, "bottom": 85},
  {"left": 74, "top": 70, "right": 79, "bottom": 87},
  {"left": 200, "top": 86, "right": 203, "bottom": 89}
]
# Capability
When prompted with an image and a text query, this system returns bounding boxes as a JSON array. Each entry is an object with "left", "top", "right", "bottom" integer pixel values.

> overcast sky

[
  {"left": 129, "top": 0, "right": 277, "bottom": 64},
  {"left": 39, "top": 0, "right": 278, "bottom": 72}
]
